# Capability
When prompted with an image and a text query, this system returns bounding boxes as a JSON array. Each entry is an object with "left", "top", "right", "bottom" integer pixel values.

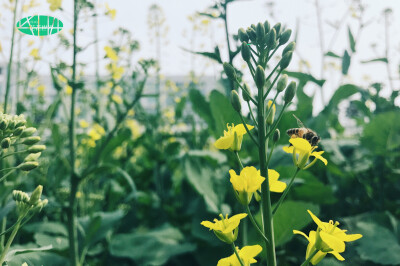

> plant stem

[
  {"left": 67, "top": 1, "right": 80, "bottom": 265},
  {"left": 272, "top": 168, "right": 300, "bottom": 215},
  {"left": 239, "top": 115, "right": 258, "bottom": 147},
  {"left": 231, "top": 243, "right": 245, "bottom": 266},
  {"left": 0, "top": 218, "right": 21, "bottom": 265},
  {"left": 258, "top": 72, "right": 276, "bottom": 266},
  {"left": 300, "top": 249, "right": 318, "bottom": 266},
  {"left": 245, "top": 205, "right": 269, "bottom": 244}
]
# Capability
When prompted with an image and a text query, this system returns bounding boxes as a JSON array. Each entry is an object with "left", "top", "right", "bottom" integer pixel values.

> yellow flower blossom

[
  {"left": 215, "top": 123, "right": 254, "bottom": 151},
  {"left": 112, "top": 94, "right": 123, "bottom": 104},
  {"left": 107, "top": 63, "right": 125, "bottom": 80},
  {"left": 128, "top": 110, "right": 135, "bottom": 116},
  {"left": 115, "top": 85, "right": 123, "bottom": 93},
  {"left": 218, "top": 245, "right": 262, "bottom": 266},
  {"left": 105, "top": 3, "right": 116, "bottom": 20},
  {"left": 29, "top": 78, "right": 38, "bottom": 88},
  {"left": 282, "top": 138, "right": 327, "bottom": 169},
  {"left": 36, "top": 84, "right": 45, "bottom": 96},
  {"left": 293, "top": 230, "right": 333, "bottom": 265},
  {"left": 229, "top": 166, "right": 265, "bottom": 205},
  {"left": 58, "top": 74, "right": 67, "bottom": 83},
  {"left": 201, "top": 213, "right": 247, "bottom": 244},
  {"left": 87, "top": 124, "right": 105, "bottom": 146},
  {"left": 125, "top": 119, "right": 142, "bottom": 138},
  {"left": 29, "top": 48, "right": 40, "bottom": 60},
  {"left": 79, "top": 120, "right": 89, "bottom": 128},
  {"left": 65, "top": 85, "right": 73, "bottom": 95},
  {"left": 47, "top": 0, "right": 62, "bottom": 11},
  {"left": 104, "top": 46, "right": 118, "bottom": 61},
  {"left": 28, "top": 40, "right": 35, "bottom": 46}
]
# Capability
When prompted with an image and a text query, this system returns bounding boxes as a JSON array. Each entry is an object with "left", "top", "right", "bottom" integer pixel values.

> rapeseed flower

[
  {"left": 104, "top": 46, "right": 118, "bottom": 61},
  {"left": 283, "top": 138, "right": 327, "bottom": 169},
  {"left": 201, "top": 213, "right": 247, "bottom": 244},
  {"left": 47, "top": 0, "right": 62, "bottom": 11},
  {"left": 229, "top": 166, "right": 265, "bottom": 205},
  {"left": 215, "top": 123, "right": 254, "bottom": 151},
  {"left": 218, "top": 245, "right": 262, "bottom": 266}
]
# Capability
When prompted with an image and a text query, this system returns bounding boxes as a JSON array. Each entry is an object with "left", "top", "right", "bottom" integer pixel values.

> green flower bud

[
  {"left": 18, "top": 161, "right": 39, "bottom": 171},
  {"left": 246, "top": 28, "right": 257, "bottom": 43},
  {"left": 15, "top": 120, "right": 26, "bottom": 128},
  {"left": 230, "top": 90, "right": 241, "bottom": 113},
  {"left": 280, "top": 51, "right": 293, "bottom": 70},
  {"left": 242, "top": 83, "right": 252, "bottom": 102},
  {"left": 277, "top": 74, "right": 288, "bottom": 92},
  {"left": 284, "top": 81, "right": 297, "bottom": 104},
  {"left": 28, "top": 145, "right": 46, "bottom": 153},
  {"left": 266, "top": 28, "right": 277, "bottom": 48},
  {"left": 29, "top": 185, "right": 43, "bottom": 206},
  {"left": 24, "top": 152, "right": 42, "bottom": 162},
  {"left": 241, "top": 42, "right": 251, "bottom": 62},
  {"left": 266, "top": 100, "right": 276, "bottom": 125},
  {"left": 223, "top": 62, "right": 237, "bottom": 81},
  {"left": 264, "top": 20, "right": 271, "bottom": 35},
  {"left": 273, "top": 129, "right": 280, "bottom": 143},
  {"left": 251, "top": 24, "right": 256, "bottom": 30},
  {"left": 256, "top": 22, "right": 265, "bottom": 45},
  {"left": 238, "top": 28, "right": 249, "bottom": 43},
  {"left": 0, "top": 120, "right": 8, "bottom": 130},
  {"left": 13, "top": 126, "right": 25, "bottom": 136},
  {"left": 282, "top": 42, "right": 296, "bottom": 55},
  {"left": 7, "top": 120, "right": 16, "bottom": 130},
  {"left": 231, "top": 131, "right": 242, "bottom": 152},
  {"left": 22, "top": 136, "right": 41, "bottom": 145},
  {"left": 273, "top": 23, "right": 282, "bottom": 36},
  {"left": 255, "top": 66, "right": 265, "bottom": 90},
  {"left": 21, "top": 127, "right": 37, "bottom": 138},
  {"left": 1, "top": 138, "right": 11, "bottom": 149},
  {"left": 279, "top": 29, "right": 292, "bottom": 45}
]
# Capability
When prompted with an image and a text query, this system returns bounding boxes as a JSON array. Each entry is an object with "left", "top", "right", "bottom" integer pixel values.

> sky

[{"left": 0, "top": 0, "right": 399, "bottom": 111}]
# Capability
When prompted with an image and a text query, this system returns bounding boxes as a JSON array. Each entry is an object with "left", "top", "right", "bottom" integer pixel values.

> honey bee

[{"left": 286, "top": 115, "right": 320, "bottom": 146}]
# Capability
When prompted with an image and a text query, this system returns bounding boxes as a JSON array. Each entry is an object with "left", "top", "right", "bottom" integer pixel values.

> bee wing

[{"left": 293, "top": 114, "right": 306, "bottom": 128}]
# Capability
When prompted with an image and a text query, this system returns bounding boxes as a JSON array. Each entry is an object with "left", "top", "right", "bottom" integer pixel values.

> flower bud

[
  {"left": 284, "top": 81, "right": 297, "bottom": 104},
  {"left": 264, "top": 20, "right": 271, "bottom": 35},
  {"left": 7, "top": 120, "right": 16, "bottom": 130},
  {"left": 280, "top": 51, "right": 293, "bottom": 70},
  {"left": 246, "top": 28, "right": 257, "bottom": 43},
  {"left": 15, "top": 119, "right": 26, "bottom": 128},
  {"left": 24, "top": 152, "right": 41, "bottom": 162},
  {"left": 231, "top": 90, "right": 241, "bottom": 113},
  {"left": 273, "top": 23, "right": 282, "bottom": 36},
  {"left": 266, "top": 28, "right": 277, "bottom": 48},
  {"left": 13, "top": 126, "right": 25, "bottom": 136},
  {"left": 242, "top": 83, "right": 252, "bottom": 102},
  {"left": 241, "top": 42, "right": 251, "bottom": 62},
  {"left": 282, "top": 42, "right": 296, "bottom": 55},
  {"left": 223, "top": 62, "right": 237, "bottom": 81},
  {"left": 256, "top": 22, "right": 265, "bottom": 45},
  {"left": 273, "top": 129, "right": 280, "bottom": 143},
  {"left": 266, "top": 100, "right": 276, "bottom": 125},
  {"left": 0, "top": 119, "right": 8, "bottom": 130},
  {"left": 18, "top": 161, "right": 39, "bottom": 171},
  {"left": 238, "top": 28, "right": 249, "bottom": 43},
  {"left": 255, "top": 66, "right": 265, "bottom": 90},
  {"left": 279, "top": 29, "right": 292, "bottom": 45},
  {"left": 29, "top": 185, "right": 43, "bottom": 206},
  {"left": 1, "top": 138, "right": 11, "bottom": 149},
  {"left": 21, "top": 127, "right": 37, "bottom": 138},
  {"left": 28, "top": 145, "right": 46, "bottom": 153},
  {"left": 22, "top": 136, "right": 41, "bottom": 145},
  {"left": 277, "top": 74, "right": 288, "bottom": 92}
]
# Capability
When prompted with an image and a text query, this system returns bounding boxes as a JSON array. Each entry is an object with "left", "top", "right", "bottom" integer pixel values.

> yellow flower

[
  {"left": 79, "top": 120, "right": 89, "bottom": 128},
  {"left": 112, "top": 94, "right": 123, "bottom": 104},
  {"left": 115, "top": 85, "right": 123, "bottom": 93},
  {"left": 293, "top": 230, "right": 332, "bottom": 265},
  {"left": 105, "top": 3, "right": 116, "bottom": 20},
  {"left": 215, "top": 123, "right": 254, "bottom": 151},
  {"left": 65, "top": 85, "right": 73, "bottom": 95},
  {"left": 201, "top": 213, "right": 247, "bottom": 244},
  {"left": 282, "top": 138, "right": 327, "bottom": 169},
  {"left": 104, "top": 46, "right": 118, "bottom": 61},
  {"left": 87, "top": 124, "right": 105, "bottom": 143},
  {"left": 58, "top": 74, "right": 67, "bottom": 83},
  {"left": 266, "top": 100, "right": 276, "bottom": 125},
  {"left": 29, "top": 78, "right": 38, "bottom": 88},
  {"left": 29, "top": 48, "right": 40, "bottom": 60},
  {"left": 229, "top": 166, "right": 265, "bottom": 205},
  {"left": 107, "top": 63, "right": 125, "bottom": 80},
  {"left": 36, "top": 84, "right": 45, "bottom": 96},
  {"left": 47, "top": 0, "right": 62, "bottom": 11},
  {"left": 218, "top": 245, "right": 262, "bottom": 266}
]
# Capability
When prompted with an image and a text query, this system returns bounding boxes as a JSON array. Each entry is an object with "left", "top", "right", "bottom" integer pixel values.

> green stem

[
  {"left": 0, "top": 169, "right": 17, "bottom": 183},
  {"left": 245, "top": 205, "right": 269, "bottom": 244},
  {"left": 300, "top": 248, "right": 318, "bottom": 266},
  {"left": 0, "top": 218, "right": 21, "bottom": 265},
  {"left": 239, "top": 115, "right": 258, "bottom": 147},
  {"left": 257, "top": 71, "right": 276, "bottom": 266},
  {"left": 246, "top": 101, "right": 258, "bottom": 128},
  {"left": 0, "top": 150, "right": 28, "bottom": 159},
  {"left": 0, "top": 218, "right": 6, "bottom": 251},
  {"left": 234, "top": 152, "right": 244, "bottom": 169},
  {"left": 3, "top": 0, "right": 18, "bottom": 112},
  {"left": 266, "top": 103, "right": 289, "bottom": 138},
  {"left": 264, "top": 70, "right": 283, "bottom": 99},
  {"left": 235, "top": 80, "right": 257, "bottom": 106},
  {"left": 231, "top": 243, "right": 245, "bottom": 266},
  {"left": 272, "top": 168, "right": 300, "bottom": 215}
]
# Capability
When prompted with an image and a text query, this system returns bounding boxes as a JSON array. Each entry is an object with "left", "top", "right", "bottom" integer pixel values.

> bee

[{"left": 286, "top": 115, "right": 320, "bottom": 146}]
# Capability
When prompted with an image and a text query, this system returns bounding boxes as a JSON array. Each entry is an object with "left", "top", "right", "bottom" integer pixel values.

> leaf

[
  {"left": 342, "top": 50, "right": 351, "bottom": 75},
  {"left": 110, "top": 224, "right": 196, "bottom": 265},
  {"left": 355, "top": 221, "right": 400, "bottom": 265},
  {"left": 24, "top": 222, "right": 68, "bottom": 236},
  {"left": 283, "top": 71, "right": 325, "bottom": 87},
  {"left": 5, "top": 245, "right": 52, "bottom": 262},
  {"left": 361, "top": 57, "right": 388, "bottom": 64},
  {"left": 7, "top": 251, "right": 67, "bottom": 266},
  {"left": 325, "top": 51, "right": 341, "bottom": 58},
  {"left": 182, "top": 46, "right": 222, "bottom": 63},
  {"left": 273, "top": 201, "right": 320, "bottom": 246},
  {"left": 326, "top": 84, "right": 360, "bottom": 109},
  {"left": 189, "top": 88, "right": 215, "bottom": 130},
  {"left": 348, "top": 26, "right": 356, "bottom": 53},
  {"left": 33, "top": 233, "right": 68, "bottom": 251}
]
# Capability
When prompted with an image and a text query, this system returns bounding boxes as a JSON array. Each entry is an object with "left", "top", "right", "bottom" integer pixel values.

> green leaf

[
  {"left": 283, "top": 71, "right": 325, "bottom": 87},
  {"left": 273, "top": 201, "right": 320, "bottom": 246},
  {"left": 5, "top": 245, "right": 52, "bottom": 262},
  {"left": 189, "top": 88, "right": 215, "bottom": 130},
  {"left": 325, "top": 51, "right": 341, "bottom": 58},
  {"left": 342, "top": 50, "right": 351, "bottom": 75},
  {"left": 348, "top": 26, "right": 356, "bottom": 53},
  {"left": 110, "top": 224, "right": 196, "bottom": 265},
  {"left": 33, "top": 233, "right": 68, "bottom": 251},
  {"left": 326, "top": 84, "right": 360, "bottom": 109},
  {"left": 24, "top": 222, "right": 68, "bottom": 236},
  {"left": 7, "top": 251, "right": 67, "bottom": 266},
  {"left": 209, "top": 90, "right": 241, "bottom": 136},
  {"left": 355, "top": 221, "right": 400, "bottom": 265},
  {"left": 361, "top": 57, "right": 388, "bottom": 64},
  {"left": 182, "top": 46, "right": 222, "bottom": 63}
]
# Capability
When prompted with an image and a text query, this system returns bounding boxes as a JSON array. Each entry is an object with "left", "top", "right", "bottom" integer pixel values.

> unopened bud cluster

[
  {"left": 0, "top": 113, "right": 46, "bottom": 172},
  {"left": 13, "top": 185, "right": 48, "bottom": 216}
]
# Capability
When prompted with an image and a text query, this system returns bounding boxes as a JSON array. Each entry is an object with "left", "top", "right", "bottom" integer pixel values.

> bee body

[{"left": 286, "top": 127, "right": 320, "bottom": 146}]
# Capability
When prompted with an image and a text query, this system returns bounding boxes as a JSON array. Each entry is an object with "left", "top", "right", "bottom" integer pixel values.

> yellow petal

[
  {"left": 268, "top": 169, "right": 280, "bottom": 180},
  {"left": 342, "top": 233, "right": 363, "bottom": 242},
  {"left": 240, "top": 245, "right": 262, "bottom": 260},
  {"left": 329, "top": 251, "right": 345, "bottom": 261},
  {"left": 311, "top": 151, "right": 328, "bottom": 165},
  {"left": 214, "top": 135, "right": 234, "bottom": 150},
  {"left": 270, "top": 180, "right": 287, "bottom": 193},
  {"left": 200, "top": 221, "right": 215, "bottom": 230},
  {"left": 290, "top": 138, "right": 312, "bottom": 152},
  {"left": 307, "top": 210, "right": 325, "bottom": 230},
  {"left": 282, "top": 146, "right": 294, "bottom": 154},
  {"left": 320, "top": 231, "right": 345, "bottom": 253},
  {"left": 230, "top": 169, "right": 245, "bottom": 192},
  {"left": 234, "top": 124, "right": 254, "bottom": 136},
  {"left": 293, "top": 230, "right": 309, "bottom": 241},
  {"left": 222, "top": 213, "right": 247, "bottom": 233}
]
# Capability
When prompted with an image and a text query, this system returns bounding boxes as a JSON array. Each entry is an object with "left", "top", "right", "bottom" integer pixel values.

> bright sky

[{"left": 0, "top": 0, "right": 399, "bottom": 111}]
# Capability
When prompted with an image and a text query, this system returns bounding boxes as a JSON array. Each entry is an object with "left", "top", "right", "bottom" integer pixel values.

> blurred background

[{"left": 0, "top": 0, "right": 399, "bottom": 265}]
